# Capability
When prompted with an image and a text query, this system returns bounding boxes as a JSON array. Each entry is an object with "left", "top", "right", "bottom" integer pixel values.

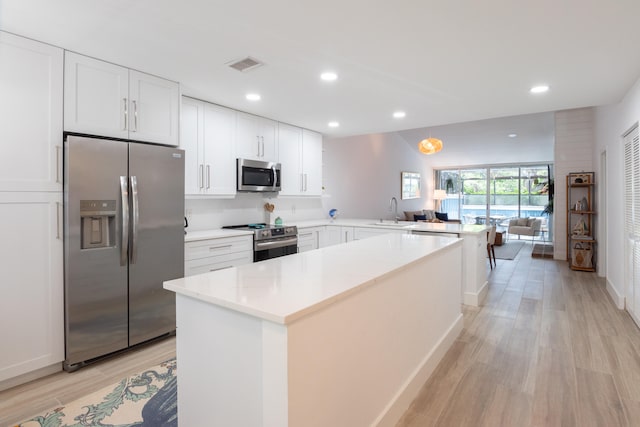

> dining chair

[{"left": 487, "top": 225, "right": 497, "bottom": 269}]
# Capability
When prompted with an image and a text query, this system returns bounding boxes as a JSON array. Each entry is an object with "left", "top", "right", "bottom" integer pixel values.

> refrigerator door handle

[
  {"left": 130, "top": 175, "right": 139, "bottom": 264},
  {"left": 120, "top": 176, "right": 129, "bottom": 266}
]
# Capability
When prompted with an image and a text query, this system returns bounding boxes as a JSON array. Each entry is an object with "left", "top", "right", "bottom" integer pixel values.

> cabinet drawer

[
  {"left": 185, "top": 235, "right": 253, "bottom": 261},
  {"left": 185, "top": 251, "right": 253, "bottom": 276}
]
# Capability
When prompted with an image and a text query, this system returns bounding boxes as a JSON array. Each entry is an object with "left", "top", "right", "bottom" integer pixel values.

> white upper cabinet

[
  {"left": 64, "top": 52, "right": 180, "bottom": 146},
  {"left": 181, "top": 97, "right": 204, "bottom": 195},
  {"left": 278, "top": 125, "right": 323, "bottom": 196},
  {"left": 181, "top": 97, "right": 237, "bottom": 197},
  {"left": 236, "top": 112, "right": 277, "bottom": 162},
  {"left": 278, "top": 123, "right": 303, "bottom": 196},
  {"left": 0, "top": 32, "right": 63, "bottom": 192},
  {"left": 203, "top": 103, "right": 237, "bottom": 195},
  {"left": 301, "top": 129, "right": 323, "bottom": 196}
]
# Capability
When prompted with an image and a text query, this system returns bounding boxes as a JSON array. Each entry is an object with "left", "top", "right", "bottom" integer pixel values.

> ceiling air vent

[{"left": 227, "top": 57, "right": 264, "bottom": 72}]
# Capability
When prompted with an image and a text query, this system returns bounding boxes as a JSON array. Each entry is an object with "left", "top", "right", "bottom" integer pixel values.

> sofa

[
  {"left": 403, "top": 209, "right": 462, "bottom": 224},
  {"left": 507, "top": 217, "right": 542, "bottom": 240}
]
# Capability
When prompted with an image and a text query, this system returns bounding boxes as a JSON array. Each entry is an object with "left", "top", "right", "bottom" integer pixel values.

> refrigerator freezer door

[
  {"left": 128, "top": 143, "right": 184, "bottom": 346},
  {"left": 64, "top": 136, "right": 129, "bottom": 366}
]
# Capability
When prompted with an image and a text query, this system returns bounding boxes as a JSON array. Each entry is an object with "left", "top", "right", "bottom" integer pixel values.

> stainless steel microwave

[{"left": 237, "top": 158, "right": 281, "bottom": 192}]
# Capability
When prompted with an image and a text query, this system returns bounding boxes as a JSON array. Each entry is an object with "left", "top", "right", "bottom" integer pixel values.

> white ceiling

[{"left": 2, "top": 0, "right": 640, "bottom": 138}]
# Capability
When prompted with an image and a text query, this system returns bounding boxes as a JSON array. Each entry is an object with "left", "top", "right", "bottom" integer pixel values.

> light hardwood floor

[
  {"left": 396, "top": 243, "right": 640, "bottom": 427},
  {"left": 3, "top": 243, "right": 640, "bottom": 426}
]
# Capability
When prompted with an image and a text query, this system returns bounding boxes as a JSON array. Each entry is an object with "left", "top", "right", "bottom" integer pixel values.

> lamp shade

[
  {"left": 433, "top": 189, "right": 447, "bottom": 200},
  {"left": 418, "top": 137, "right": 443, "bottom": 154}
]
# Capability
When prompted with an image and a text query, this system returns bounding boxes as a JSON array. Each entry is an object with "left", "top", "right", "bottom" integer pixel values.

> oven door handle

[{"left": 255, "top": 236, "right": 298, "bottom": 251}]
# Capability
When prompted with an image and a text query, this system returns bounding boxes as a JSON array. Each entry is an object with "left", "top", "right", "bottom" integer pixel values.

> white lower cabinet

[
  {"left": 0, "top": 192, "right": 63, "bottom": 385},
  {"left": 185, "top": 235, "right": 253, "bottom": 276},
  {"left": 322, "top": 226, "right": 355, "bottom": 247},
  {"left": 298, "top": 226, "right": 325, "bottom": 252}
]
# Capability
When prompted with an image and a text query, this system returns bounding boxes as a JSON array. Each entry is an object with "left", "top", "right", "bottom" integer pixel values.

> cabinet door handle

[
  {"left": 261, "top": 136, "right": 265, "bottom": 157},
  {"left": 304, "top": 173, "right": 308, "bottom": 191},
  {"left": 256, "top": 136, "right": 261, "bottom": 157},
  {"left": 206, "top": 165, "right": 211, "bottom": 189},
  {"left": 300, "top": 174, "right": 304, "bottom": 191},
  {"left": 56, "top": 201, "right": 61, "bottom": 239},
  {"left": 209, "top": 244, "right": 232, "bottom": 250},
  {"left": 123, "top": 98, "right": 128, "bottom": 130},
  {"left": 199, "top": 164, "right": 204, "bottom": 189},
  {"left": 132, "top": 100, "right": 138, "bottom": 132},
  {"left": 55, "top": 145, "right": 61, "bottom": 184}
]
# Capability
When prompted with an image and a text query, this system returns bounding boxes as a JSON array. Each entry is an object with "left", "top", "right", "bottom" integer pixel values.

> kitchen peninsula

[
  {"left": 295, "top": 219, "right": 490, "bottom": 306},
  {"left": 165, "top": 233, "right": 463, "bottom": 427}
]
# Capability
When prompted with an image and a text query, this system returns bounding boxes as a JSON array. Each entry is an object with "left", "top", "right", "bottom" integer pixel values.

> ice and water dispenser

[{"left": 80, "top": 200, "right": 116, "bottom": 249}]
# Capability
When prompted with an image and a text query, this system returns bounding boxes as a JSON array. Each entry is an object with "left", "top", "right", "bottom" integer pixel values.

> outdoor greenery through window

[{"left": 435, "top": 164, "right": 553, "bottom": 236}]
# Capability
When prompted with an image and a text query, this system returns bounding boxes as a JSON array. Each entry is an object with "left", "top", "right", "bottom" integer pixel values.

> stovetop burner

[{"left": 222, "top": 223, "right": 298, "bottom": 241}]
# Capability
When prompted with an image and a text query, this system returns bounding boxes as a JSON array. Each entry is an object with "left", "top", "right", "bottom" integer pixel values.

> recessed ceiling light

[
  {"left": 530, "top": 85, "right": 549, "bottom": 94},
  {"left": 246, "top": 93, "right": 261, "bottom": 101},
  {"left": 320, "top": 72, "right": 338, "bottom": 81},
  {"left": 508, "top": 133, "right": 517, "bottom": 138},
  {"left": 393, "top": 111, "right": 406, "bottom": 119},
  {"left": 328, "top": 121, "right": 340, "bottom": 128}
]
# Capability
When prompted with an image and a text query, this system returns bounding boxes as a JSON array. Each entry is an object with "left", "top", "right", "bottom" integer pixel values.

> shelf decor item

[{"left": 572, "top": 242, "right": 593, "bottom": 269}]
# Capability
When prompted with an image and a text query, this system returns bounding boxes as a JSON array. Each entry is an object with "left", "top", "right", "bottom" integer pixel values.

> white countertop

[
  {"left": 184, "top": 228, "right": 254, "bottom": 242},
  {"left": 166, "top": 233, "right": 462, "bottom": 324},
  {"left": 184, "top": 218, "right": 488, "bottom": 243},
  {"left": 293, "top": 218, "right": 489, "bottom": 235}
]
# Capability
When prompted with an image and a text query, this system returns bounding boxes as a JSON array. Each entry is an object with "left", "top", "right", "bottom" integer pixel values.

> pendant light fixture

[{"left": 418, "top": 137, "right": 443, "bottom": 155}]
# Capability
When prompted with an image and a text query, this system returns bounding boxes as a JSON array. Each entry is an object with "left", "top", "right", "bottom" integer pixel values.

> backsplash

[{"left": 185, "top": 194, "right": 328, "bottom": 231}]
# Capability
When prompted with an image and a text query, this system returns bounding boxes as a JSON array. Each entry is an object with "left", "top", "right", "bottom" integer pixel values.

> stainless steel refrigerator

[{"left": 63, "top": 135, "right": 184, "bottom": 371}]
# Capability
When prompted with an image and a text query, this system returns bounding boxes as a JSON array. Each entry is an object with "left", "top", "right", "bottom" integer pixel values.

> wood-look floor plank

[
  {"left": 478, "top": 384, "right": 532, "bottom": 427},
  {"left": 522, "top": 280, "right": 544, "bottom": 300},
  {"left": 575, "top": 367, "right": 627, "bottom": 427},
  {"left": 603, "top": 334, "right": 640, "bottom": 402},
  {"left": 434, "top": 362, "right": 500, "bottom": 426},
  {"left": 530, "top": 347, "right": 579, "bottom": 427}
]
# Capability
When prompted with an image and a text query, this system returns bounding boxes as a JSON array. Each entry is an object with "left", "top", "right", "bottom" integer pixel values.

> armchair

[{"left": 507, "top": 217, "right": 542, "bottom": 241}]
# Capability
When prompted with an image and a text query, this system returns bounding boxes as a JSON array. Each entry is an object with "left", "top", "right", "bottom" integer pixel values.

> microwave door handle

[
  {"left": 272, "top": 166, "right": 277, "bottom": 191},
  {"left": 119, "top": 176, "right": 129, "bottom": 266}
]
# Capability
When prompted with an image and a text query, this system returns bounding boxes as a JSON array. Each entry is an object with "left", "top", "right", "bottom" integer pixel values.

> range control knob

[{"left": 260, "top": 230, "right": 270, "bottom": 238}]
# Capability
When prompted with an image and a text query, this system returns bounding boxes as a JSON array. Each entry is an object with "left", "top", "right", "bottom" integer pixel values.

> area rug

[
  {"left": 532, "top": 243, "right": 554, "bottom": 259},
  {"left": 493, "top": 241, "right": 525, "bottom": 260},
  {"left": 16, "top": 358, "right": 176, "bottom": 427}
]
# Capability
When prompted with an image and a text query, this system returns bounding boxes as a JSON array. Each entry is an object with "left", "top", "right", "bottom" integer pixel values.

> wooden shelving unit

[{"left": 566, "top": 172, "right": 596, "bottom": 271}]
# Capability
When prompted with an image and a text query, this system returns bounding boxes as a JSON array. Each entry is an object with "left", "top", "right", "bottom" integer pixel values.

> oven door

[{"left": 254, "top": 236, "right": 298, "bottom": 262}]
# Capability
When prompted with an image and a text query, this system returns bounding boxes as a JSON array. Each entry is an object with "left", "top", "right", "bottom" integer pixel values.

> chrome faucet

[{"left": 389, "top": 197, "right": 399, "bottom": 223}]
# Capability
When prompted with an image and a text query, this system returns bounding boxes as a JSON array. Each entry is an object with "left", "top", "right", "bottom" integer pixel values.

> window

[{"left": 435, "top": 164, "right": 552, "bottom": 229}]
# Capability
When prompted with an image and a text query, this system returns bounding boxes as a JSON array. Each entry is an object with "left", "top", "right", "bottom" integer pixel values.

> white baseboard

[
  {"left": 374, "top": 314, "right": 464, "bottom": 427},
  {"left": 463, "top": 280, "right": 488, "bottom": 307},
  {"left": 0, "top": 362, "right": 61, "bottom": 392},
  {"left": 606, "top": 278, "right": 625, "bottom": 309}
]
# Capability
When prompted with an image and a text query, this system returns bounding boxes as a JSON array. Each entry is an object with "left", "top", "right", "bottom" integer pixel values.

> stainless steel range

[{"left": 223, "top": 223, "right": 298, "bottom": 262}]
